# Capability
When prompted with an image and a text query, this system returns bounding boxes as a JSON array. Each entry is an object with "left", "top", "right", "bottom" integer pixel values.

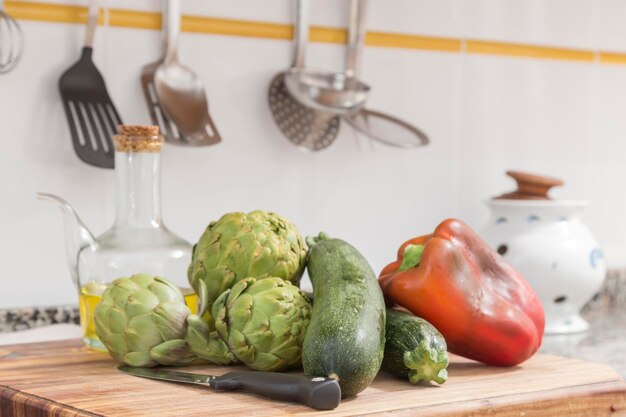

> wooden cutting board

[{"left": 0, "top": 339, "right": 624, "bottom": 416}]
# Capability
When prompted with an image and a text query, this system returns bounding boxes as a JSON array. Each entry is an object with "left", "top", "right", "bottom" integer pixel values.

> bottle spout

[{"left": 37, "top": 192, "right": 97, "bottom": 290}]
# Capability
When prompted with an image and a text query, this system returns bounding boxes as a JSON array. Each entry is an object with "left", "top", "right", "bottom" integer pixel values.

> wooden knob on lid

[{"left": 494, "top": 170, "right": 564, "bottom": 200}]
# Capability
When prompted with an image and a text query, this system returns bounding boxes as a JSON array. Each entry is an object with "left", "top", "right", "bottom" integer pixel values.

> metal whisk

[{"left": 0, "top": 0, "right": 23, "bottom": 74}]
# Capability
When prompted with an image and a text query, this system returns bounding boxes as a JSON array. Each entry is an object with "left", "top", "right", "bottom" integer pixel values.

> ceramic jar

[{"left": 481, "top": 172, "right": 606, "bottom": 334}]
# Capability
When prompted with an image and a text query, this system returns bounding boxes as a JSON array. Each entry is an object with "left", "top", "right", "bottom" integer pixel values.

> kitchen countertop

[
  {"left": 540, "top": 269, "right": 626, "bottom": 378},
  {"left": 541, "top": 303, "right": 626, "bottom": 379},
  {"left": 0, "top": 324, "right": 82, "bottom": 349}
]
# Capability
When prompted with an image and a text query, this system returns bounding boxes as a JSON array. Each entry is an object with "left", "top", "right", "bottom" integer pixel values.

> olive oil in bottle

[{"left": 79, "top": 282, "right": 107, "bottom": 350}]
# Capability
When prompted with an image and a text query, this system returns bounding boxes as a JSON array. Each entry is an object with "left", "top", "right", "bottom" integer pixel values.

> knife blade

[{"left": 117, "top": 365, "right": 341, "bottom": 410}]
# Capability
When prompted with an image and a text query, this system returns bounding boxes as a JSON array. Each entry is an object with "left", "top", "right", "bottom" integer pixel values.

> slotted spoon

[
  {"left": 141, "top": 0, "right": 194, "bottom": 146},
  {"left": 59, "top": 0, "right": 122, "bottom": 168},
  {"left": 268, "top": 0, "right": 340, "bottom": 152}
]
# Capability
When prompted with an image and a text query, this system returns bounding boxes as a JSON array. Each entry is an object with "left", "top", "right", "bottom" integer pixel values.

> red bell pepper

[{"left": 379, "top": 219, "right": 544, "bottom": 367}]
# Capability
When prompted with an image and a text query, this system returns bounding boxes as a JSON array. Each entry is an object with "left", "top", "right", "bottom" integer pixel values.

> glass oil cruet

[{"left": 38, "top": 125, "right": 194, "bottom": 350}]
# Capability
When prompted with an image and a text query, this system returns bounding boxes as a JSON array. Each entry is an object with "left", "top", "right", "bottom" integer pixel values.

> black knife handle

[{"left": 211, "top": 371, "right": 341, "bottom": 410}]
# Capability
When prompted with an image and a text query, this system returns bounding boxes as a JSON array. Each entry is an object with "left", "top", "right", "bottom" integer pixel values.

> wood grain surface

[{"left": 0, "top": 339, "right": 624, "bottom": 416}]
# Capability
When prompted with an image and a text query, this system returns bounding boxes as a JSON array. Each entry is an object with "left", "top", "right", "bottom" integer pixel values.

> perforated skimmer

[{"left": 267, "top": 0, "right": 340, "bottom": 152}]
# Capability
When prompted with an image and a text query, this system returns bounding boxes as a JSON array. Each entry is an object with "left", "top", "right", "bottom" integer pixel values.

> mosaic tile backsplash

[{"left": 0, "top": 306, "right": 79, "bottom": 333}]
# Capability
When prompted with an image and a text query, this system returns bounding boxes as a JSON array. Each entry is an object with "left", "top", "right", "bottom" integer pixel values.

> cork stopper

[
  {"left": 494, "top": 171, "right": 564, "bottom": 200},
  {"left": 113, "top": 125, "right": 163, "bottom": 153},
  {"left": 117, "top": 125, "right": 160, "bottom": 136}
]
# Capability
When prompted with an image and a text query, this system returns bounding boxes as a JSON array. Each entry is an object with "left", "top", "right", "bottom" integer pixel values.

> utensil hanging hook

[{"left": 0, "top": 0, "right": 24, "bottom": 74}]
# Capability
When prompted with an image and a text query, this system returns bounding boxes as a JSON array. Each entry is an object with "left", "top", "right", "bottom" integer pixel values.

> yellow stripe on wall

[
  {"left": 108, "top": 9, "right": 160, "bottom": 30},
  {"left": 6, "top": 1, "right": 105, "bottom": 25},
  {"left": 368, "top": 31, "right": 461, "bottom": 52},
  {"left": 466, "top": 40, "right": 595, "bottom": 62},
  {"left": 183, "top": 16, "right": 290, "bottom": 40},
  {"left": 4, "top": 0, "right": 625, "bottom": 65},
  {"left": 600, "top": 52, "right": 626, "bottom": 65}
]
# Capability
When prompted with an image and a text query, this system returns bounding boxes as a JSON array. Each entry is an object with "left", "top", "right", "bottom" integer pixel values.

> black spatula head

[{"left": 59, "top": 47, "right": 122, "bottom": 169}]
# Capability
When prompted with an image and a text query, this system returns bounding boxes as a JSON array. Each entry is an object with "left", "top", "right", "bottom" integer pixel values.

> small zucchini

[
  {"left": 302, "top": 233, "right": 386, "bottom": 398},
  {"left": 382, "top": 308, "right": 448, "bottom": 384}
]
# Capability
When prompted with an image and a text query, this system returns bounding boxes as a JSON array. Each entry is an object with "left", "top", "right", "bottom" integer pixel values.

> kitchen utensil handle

[
  {"left": 164, "top": 0, "right": 180, "bottom": 62},
  {"left": 292, "top": 0, "right": 309, "bottom": 69},
  {"left": 160, "top": 0, "right": 168, "bottom": 57},
  {"left": 85, "top": 0, "right": 99, "bottom": 48},
  {"left": 212, "top": 371, "right": 341, "bottom": 411},
  {"left": 345, "top": 0, "right": 368, "bottom": 79}
]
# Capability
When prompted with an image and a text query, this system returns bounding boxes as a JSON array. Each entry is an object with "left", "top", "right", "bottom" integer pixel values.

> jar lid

[
  {"left": 113, "top": 125, "right": 163, "bottom": 153},
  {"left": 494, "top": 170, "right": 564, "bottom": 200}
]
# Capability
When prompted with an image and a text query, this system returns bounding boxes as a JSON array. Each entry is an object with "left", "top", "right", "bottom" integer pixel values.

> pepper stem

[{"left": 398, "top": 244, "right": 425, "bottom": 272}]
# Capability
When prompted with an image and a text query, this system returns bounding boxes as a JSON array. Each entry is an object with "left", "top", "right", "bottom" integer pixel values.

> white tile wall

[
  {"left": 462, "top": 0, "right": 598, "bottom": 50},
  {"left": 587, "top": 64, "right": 626, "bottom": 266},
  {"left": 597, "top": 0, "right": 626, "bottom": 52},
  {"left": 458, "top": 56, "right": 593, "bottom": 228},
  {"left": 1, "top": 0, "right": 626, "bottom": 308}
]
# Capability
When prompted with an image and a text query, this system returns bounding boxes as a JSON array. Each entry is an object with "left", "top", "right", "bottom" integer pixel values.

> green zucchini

[
  {"left": 302, "top": 233, "right": 386, "bottom": 398},
  {"left": 382, "top": 309, "right": 448, "bottom": 384}
]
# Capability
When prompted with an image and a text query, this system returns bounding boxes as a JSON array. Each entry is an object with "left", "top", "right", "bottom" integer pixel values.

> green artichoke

[
  {"left": 209, "top": 277, "right": 311, "bottom": 371},
  {"left": 188, "top": 211, "right": 307, "bottom": 315},
  {"left": 94, "top": 274, "right": 196, "bottom": 367}
]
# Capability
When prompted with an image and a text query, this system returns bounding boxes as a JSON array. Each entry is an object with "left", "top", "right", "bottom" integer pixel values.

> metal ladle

[
  {"left": 154, "top": 0, "right": 220, "bottom": 145},
  {"left": 0, "top": 0, "right": 23, "bottom": 74},
  {"left": 284, "top": 0, "right": 370, "bottom": 115}
]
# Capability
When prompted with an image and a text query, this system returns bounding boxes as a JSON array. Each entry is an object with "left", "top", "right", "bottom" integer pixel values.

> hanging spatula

[
  {"left": 140, "top": 0, "right": 191, "bottom": 145},
  {"left": 59, "top": 0, "right": 122, "bottom": 168},
  {"left": 154, "top": 0, "right": 221, "bottom": 146}
]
